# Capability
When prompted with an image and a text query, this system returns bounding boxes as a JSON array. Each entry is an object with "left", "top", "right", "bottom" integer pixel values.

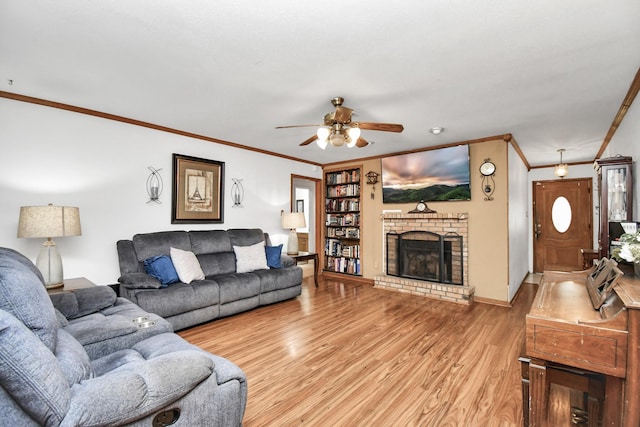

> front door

[{"left": 533, "top": 178, "right": 592, "bottom": 272}]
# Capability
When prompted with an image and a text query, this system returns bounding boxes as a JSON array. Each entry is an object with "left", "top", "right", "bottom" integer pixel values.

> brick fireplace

[{"left": 374, "top": 212, "right": 474, "bottom": 305}]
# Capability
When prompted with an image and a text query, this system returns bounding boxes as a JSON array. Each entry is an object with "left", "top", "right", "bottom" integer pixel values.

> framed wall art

[{"left": 172, "top": 153, "right": 224, "bottom": 223}]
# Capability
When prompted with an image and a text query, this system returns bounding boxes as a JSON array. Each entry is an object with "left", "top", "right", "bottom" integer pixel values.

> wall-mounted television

[{"left": 381, "top": 145, "right": 471, "bottom": 204}]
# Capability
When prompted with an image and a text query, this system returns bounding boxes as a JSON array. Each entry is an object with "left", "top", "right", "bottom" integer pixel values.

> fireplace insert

[{"left": 386, "top": 231, "right": 463, "bottom": 285}]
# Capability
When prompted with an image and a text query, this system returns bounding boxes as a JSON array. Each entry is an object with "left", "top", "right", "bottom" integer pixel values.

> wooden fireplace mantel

[{"left": 381, "top": 212, "right": 469, "bottom": 221}]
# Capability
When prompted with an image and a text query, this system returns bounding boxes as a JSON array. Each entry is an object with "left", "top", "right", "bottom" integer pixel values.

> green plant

[{"left": 612, "top": 231, "right": 640, "bottom": 263}]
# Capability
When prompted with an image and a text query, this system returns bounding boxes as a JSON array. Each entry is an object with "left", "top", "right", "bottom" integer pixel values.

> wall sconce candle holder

[
  {"left": 146, "top": 167, "right": 163, "bottom": 203},
  {"left": 231, "top": 178, "right": 244, "bottom": 207}
]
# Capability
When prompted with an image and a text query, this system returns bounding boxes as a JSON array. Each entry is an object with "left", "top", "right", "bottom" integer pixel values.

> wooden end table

[
  {"left": 289, "top": 252, "right": 319, "bottom": 287},
  {"left": 47, "top": 277, "right": 96, "bottom": 294}
]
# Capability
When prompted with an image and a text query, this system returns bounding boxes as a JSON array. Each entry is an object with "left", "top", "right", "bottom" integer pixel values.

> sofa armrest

[
  {"left": 280, "top": 254, "right": 295, "bottom": 268},
  {"left": 63, "top": 350, "right": 214, "bottom": 426},
  {"left": 50, "top": 286, "right": 117, "bottom": 320},
  {"left": 118, "top": 272, "right": 162, "bottom": 289}
]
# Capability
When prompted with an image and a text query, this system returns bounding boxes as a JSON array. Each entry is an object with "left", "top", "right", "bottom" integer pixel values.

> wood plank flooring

[{"left": 178, "top": 276, "right": 539, "bottom": 426}]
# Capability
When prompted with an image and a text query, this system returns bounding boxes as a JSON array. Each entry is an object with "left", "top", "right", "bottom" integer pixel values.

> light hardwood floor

[{"left": 179, "top": 276, "right": 538, "bottom": 426}]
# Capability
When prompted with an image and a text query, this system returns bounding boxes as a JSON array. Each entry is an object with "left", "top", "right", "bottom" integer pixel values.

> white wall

[
  {"left": 508, "top": 144, "right": 529, "bottom": 301},
  {"left": 606, "top": 92, "right": 639, "bottom": 219},
  {"left": 0, "top": 98, "right": 321, "bottom": 284}
]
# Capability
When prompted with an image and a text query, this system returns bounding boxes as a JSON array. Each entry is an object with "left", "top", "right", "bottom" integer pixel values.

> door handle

[{"left": 535, "top": 223, "right": 542, "bottom": 239}]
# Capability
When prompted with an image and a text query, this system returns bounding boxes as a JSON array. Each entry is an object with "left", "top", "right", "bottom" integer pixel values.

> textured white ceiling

[{"left": 1, "top": 0, "right": 639, "bottom": 166}]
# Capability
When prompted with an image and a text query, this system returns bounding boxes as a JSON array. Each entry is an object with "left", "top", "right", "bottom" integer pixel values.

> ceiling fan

[{"left": 276, "top": 97, "right": 404, "bottom": 149}]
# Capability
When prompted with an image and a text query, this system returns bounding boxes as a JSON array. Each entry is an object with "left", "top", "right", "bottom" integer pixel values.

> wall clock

[
  {"left": 480, "top": 158, "right": 496, "bottom": 201},
  {"left": 480, "top": 160, "right": 496, "bottom": 176},
  {"left": 366, "top": 171, "right": 379, "bottom": 184}
]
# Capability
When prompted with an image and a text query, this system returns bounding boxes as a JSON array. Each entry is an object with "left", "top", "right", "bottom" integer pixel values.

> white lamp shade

[
  {"left": 316, "top": 127, "right": 329, "bottom": 149},
  {"left": 329, "top": 132, "right": 346, "bottom": 147},
  {"left": 346, "top": 127, "right": 361, "bottom": 148},
  {"left": 281, "top": 212, "right": 306, "bottom": 229},
  {"left": 17, "top": 205, "right": 81, "bottom": 238}
]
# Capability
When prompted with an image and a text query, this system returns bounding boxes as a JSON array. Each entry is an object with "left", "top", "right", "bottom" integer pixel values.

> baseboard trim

[{"left": 320, "top": 271, "right": 374, "bottom": 285}]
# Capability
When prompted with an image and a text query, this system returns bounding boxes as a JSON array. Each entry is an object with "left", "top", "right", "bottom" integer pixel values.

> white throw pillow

[
  {"left": 234, "top": 241, "right": 269, "bottom": 273},
  {"left": 170, "top": 247, "right": 205, "bottom": 284}
]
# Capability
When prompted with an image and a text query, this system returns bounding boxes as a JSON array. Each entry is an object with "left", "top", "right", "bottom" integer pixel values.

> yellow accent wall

[{"left": 324, "top": 138, "right": 510, "bottom": 302}]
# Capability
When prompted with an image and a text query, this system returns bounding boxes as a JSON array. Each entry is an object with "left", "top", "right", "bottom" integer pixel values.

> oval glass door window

[{"left": 552, "top": 196, "right": 572, "bottom": 233}]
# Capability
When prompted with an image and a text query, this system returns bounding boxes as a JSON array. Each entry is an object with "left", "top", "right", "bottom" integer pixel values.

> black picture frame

[
  {"left": 296, "top": 199, "right": 304, "bottom": 213},
  {"left": 172, "top": 153, "right": 224, "bottom": 224}
]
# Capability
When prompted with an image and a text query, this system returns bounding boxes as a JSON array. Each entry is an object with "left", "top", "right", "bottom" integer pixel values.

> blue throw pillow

[
  {"left": 143, "top": 255, "right": 180, "bottom": 287},
  {"left": 265, "top": 244, "right": 283, "bottom": 268}
]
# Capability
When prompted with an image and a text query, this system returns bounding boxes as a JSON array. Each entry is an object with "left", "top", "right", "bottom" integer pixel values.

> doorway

[
  {"left": 291, "top": 175, "right": 321, "bottom": 253},
  {"left": 533, "top": 178, "right": 593, "bottom": 272}
]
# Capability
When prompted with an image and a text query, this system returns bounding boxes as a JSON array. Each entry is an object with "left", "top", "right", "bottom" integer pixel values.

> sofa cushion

[
  {"left": 233, "top": 242, "right": 268, "bottom": 273},
  {"left": 170, "top": 247, "right": 205, "bottom": 283},
  {"left": 132, "top": 231, "right": 191, "bottom": 262},
  {"left": 252, "top": 267, "right": 303, "bottom": 294},
  {"left": 197, "top": 252, "right": 237, "bottom": 277},
  {"left": 133, "top": 280, "right": 220, "bottom": 318},
  {"left": 215, "top": 273, "right": 260, "bottom": 304},
  {"left": 119, "top": 272, "right": 162, "bottom": 289},
  {"left": 64, "top": 346, "right": 214, "bottom": 427},
  {"left": 0, "top": 248, "right": 58, "bottom": 352},
  {"left": 143, "top": 255, "right": 180, "bottom": 287},
  {"left": 228, "top": 228, "right": 266, "bottom": 247},
  {"left": 189, "top": 230, "right": 233, "bottom": 254},
  {"left": 49, "top": 286, "right": 118, "bottom": 320},
  {"left": 0, "top": 308, "right": 70, "bottom": 425},
  {"left": 55, "top": 329, "right": 94, "bottom": 386},
  {"left": 265, "top": 244, "right": 283, "bottom": 268}
]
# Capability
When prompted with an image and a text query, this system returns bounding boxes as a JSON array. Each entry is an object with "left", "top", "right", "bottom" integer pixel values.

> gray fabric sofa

[
  {"left": 0, "top": 247, "right": 247, "bottom": 426},
  {"left": 117, "top": 228, "right": 303, "bottom": 330}
]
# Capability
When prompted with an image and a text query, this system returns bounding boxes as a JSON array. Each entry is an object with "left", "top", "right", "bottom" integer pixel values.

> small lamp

[
  {"left": 281, "top": 212, "right": 306, "bottom": 255},
  {"left": 17, "top": 204, "right": 82, "bottom": 288}
]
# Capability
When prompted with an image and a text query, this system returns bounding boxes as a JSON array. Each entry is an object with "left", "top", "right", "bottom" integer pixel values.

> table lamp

[
  {"left": 17, "top": 204, "right": 82, "bottom": 288},
  {"left": 281, "top": 212, "right": 306, "bottom": 255}
]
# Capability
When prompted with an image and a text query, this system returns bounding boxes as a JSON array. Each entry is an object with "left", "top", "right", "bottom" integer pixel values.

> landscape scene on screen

[{"left": 381, "top": 145, "right": 471, "bottom": 203}]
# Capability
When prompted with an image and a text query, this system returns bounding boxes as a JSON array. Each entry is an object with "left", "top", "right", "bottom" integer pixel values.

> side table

[
  {"left": 47, "top": 277, "right": 96, "bottom": 294},
  {"left": 289, "top": 252, "right": 319, "bottom": 287}
]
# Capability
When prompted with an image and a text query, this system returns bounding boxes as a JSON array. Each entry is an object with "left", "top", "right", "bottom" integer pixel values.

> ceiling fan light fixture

[
  {"left": 279, "top": 97, "right": 404, "bottom": 149},
  {"left": 346, "top": 127, "right": 361, "bottom": 148},
  {"left": 554, "top": 148, "right": 568, "bottom": 178},
  {"left": 429, "top": 127, "right": 445, "bottom": 135},
  {"left": 317, "top": 127, "right": 330, "bottom": 140},
  {"left": 329, "top": 131, "right": 346, "bottom": 147}
]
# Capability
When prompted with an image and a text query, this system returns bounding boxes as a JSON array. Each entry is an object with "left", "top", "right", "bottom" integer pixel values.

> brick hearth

[{"left": 375, "top": 212, "right": 474, "bottom": 305}]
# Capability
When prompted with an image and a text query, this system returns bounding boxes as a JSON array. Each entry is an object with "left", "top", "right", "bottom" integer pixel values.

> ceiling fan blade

[
  {"left": 299, "top": 135, "right": 318, "bottom": 146},
  {"left": 354, "top": 122, "right": 404, "bottom": 133},
  {"left": 356, "top": 136, "right": 369, "bottom": 148},
  {"left": 275, "top": 124, "right": 322, "bottom": 129},
  {"left": 333, "top": 106, "right": 353, "bottom": 123}
]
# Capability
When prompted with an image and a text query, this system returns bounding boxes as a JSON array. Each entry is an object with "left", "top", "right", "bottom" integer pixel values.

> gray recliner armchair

[{"left": 0, "top": 247, "right": 247, "bottom": 426}]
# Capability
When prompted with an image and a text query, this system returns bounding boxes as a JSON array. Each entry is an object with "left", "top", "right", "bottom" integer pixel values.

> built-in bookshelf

[{"left": 324, "top": 167, "right": 361, "bottom": 276}]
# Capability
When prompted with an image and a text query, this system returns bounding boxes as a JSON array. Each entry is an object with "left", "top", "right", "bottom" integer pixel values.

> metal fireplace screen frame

[{"left": 386, "top": 231, "right": 463, "bottom": 285}]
